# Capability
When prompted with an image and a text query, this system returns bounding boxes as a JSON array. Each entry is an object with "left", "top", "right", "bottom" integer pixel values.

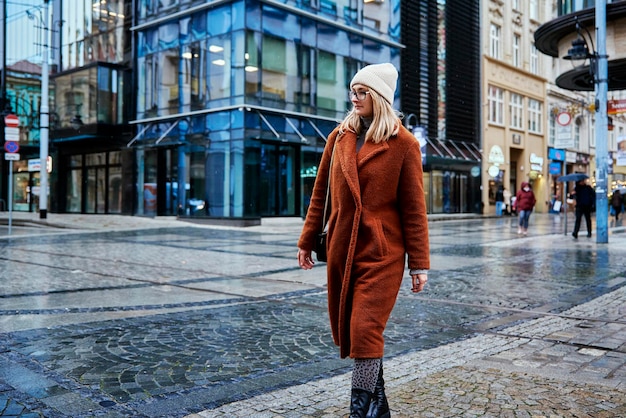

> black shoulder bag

[{"left": 315, "top": 143, "right": 335, "bottom": 262}]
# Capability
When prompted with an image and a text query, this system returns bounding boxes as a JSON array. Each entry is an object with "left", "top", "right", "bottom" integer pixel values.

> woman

[
  {"left": 297, "top": 63, "right": 430, "bottom": 417},
  {"left": 515, "top": 181, "right": 536, "bottom": 236}
]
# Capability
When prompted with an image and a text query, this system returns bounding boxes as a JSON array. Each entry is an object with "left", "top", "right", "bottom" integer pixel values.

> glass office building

[{"left": 129, "top": 0, "right": 402, "bottom": 218}]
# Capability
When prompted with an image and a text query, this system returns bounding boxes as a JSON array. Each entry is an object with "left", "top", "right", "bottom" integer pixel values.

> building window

[
  {"left": 530, "top": 43, "right": 539, "bottom": 74},
  {"left": 510, "top": 93, "right": 523, "bottom": 130},
  {"left": 512, "top": 0, "right": 520, "bottom": 11},
  {"left": 529, "top": 0, "right": 539, "bottom": 21},
  {"left": 490, "top": 24, "right": 501, "bottom": 59},
  {"left": 316, "top": 51, "right": 339, "bottom": 111},
  {"left": 574, "top": 117, "right": 582, "bottom": 149},
  {"left": 488, "top": 85, "right": 504, "bottom": 125},
  {"left": 513, "top": 34, "right": 521, "bottom": 68},
  {"left": 528, "top": 98, "right": 542, "bottom": 133},
  {"left": 549, "top": 113, "right": 556, "bottom": 147},
  {"left": 591, "top": 118, "right": 596, "bottom": 147}
]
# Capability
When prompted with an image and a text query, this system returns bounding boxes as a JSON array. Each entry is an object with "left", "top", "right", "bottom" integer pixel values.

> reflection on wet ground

[{"left": 1, "top": 214, "right": 625, "bottom": 416}]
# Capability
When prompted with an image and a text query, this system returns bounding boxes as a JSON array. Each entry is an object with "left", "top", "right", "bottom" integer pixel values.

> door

[{"left": 258, "top": 143, "right": 299, "bottom": 216}]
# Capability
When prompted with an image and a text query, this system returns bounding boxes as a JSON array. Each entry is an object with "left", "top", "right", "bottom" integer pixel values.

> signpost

[
  {"left": 4, "top": 114, "right": 20, "bottom": 235},
  {"left": 554, "top": 111, "right": 574, "bottom": 149}
]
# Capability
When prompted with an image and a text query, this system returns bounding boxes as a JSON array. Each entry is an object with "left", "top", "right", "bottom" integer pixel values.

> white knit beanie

[{"left": 350, "top": 63, "right": 398, "bottom": 105}]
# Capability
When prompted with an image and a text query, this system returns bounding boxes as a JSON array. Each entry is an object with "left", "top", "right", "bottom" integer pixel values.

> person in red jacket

[
  {"left": 297, "top": 63, "right": 430, "bottom": 417},
  {"left": 515, "top": 181, "right": 537, "bottom": 236}
]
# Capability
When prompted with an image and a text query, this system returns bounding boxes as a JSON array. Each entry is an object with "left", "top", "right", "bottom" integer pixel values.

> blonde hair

[{"left": 338, "top": 89, "right": 401, "bottom": 144}]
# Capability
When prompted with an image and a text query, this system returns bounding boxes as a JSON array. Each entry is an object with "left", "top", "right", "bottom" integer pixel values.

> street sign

[
  {"left": 4, "top": 132, "right": 19, "bottom": 141},
  {"left": 4, "top": 114, "right": 19, "bottom": 128},
  {"left": 5, "top": 153, "right": 19, "bottom": 160},
  {"left": 556, "top": 112, "right": 572, "bottom": 126},
  {"left": 4, "top": 141, "right": 19, "bottom": 153}
]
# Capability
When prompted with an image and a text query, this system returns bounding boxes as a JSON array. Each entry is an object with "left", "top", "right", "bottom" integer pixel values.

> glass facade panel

[
  {"left": 208, "top": 5, "right": 233, "bottom": 36},
  {"left": 261, "top": 36, "right": 286, "bottom": 107},
  {"left": 53, "top": 65, "right": 125, "bottom": 127},
  {"left": 67, "top": 169, "right": 82, "bottom": 213},
  {"left": 62, "top": 0, "right": 126, "bottom": 70},
  {"left": 262, "top": 6, "right": 300, "bottom": 39}
]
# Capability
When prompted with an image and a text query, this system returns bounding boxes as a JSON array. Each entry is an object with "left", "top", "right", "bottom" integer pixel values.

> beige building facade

[{"left": 482, "top": 0, "right": 550, "bottom": 214}]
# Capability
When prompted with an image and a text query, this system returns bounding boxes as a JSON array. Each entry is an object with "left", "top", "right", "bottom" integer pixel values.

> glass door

[
  {"left": 86, "top": 167, "right": 106, "bottom": 213},
  {"left": 258, "top": 142, "right": 298, "bottom": 216}
]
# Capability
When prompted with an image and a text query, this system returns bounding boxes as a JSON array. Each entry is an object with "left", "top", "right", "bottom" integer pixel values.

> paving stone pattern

[{"left": 0, "top": 214, "right": 625, "bottom": 417}]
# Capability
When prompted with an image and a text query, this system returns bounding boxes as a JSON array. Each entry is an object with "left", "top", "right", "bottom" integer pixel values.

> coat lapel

[
  {"left": 357, "top": 139, "right": 389, "bottom": 169},
  {"left": 336, "top": 132, "right": 361, "bottom": 206}
]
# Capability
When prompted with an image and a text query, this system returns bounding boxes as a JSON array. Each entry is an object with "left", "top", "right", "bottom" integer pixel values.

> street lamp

[
  {"left": 562, "top": 8, "right": 609, "bottom": 244},
  {"left": 28, "top": 1, "right": 51, "bottom": 219}
]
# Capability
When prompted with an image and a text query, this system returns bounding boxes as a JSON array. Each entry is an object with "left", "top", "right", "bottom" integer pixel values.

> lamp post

[
  {"left": 563, "top": 3, "right": 609, "bottom": 243},
  {"left": 39, "top": 0, "right": 50, "bottom": 219},
  {"left": 595, "top": 2, "right": 609, "bottom": 244}
]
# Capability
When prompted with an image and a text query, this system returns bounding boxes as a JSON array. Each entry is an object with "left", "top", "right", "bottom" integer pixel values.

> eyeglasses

[{"left": 348, "top": 90, "right": 371, "bottom": 101}]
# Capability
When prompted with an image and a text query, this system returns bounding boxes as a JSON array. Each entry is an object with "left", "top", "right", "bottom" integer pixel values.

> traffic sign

[
  {"left": 4, "top": 132, "right": 19, "bottom": 141},
  {"left": 4, "top": 114, "right": 19, "bottom": 128},
  {"left": 4, "top": 140, "right": 19, "bottom": 153},
  {"left": 4, "top": 126, "right": 19, "bottom": 141},
  {"left": 556, "top": 112, "right": 572, "bottom": 126},
  {"left": 5, "top": 153, "right": 19, "bottom": 161}
]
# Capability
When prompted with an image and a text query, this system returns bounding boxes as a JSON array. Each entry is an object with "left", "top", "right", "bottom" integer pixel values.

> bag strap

[{"left": 322, "top": 142, "right": 336, "bottom": 231}]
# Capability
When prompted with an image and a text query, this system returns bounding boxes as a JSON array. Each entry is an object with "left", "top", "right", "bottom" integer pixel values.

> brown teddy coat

[{"left": 298, "top": 122, "right": 430, "bottom": 359}]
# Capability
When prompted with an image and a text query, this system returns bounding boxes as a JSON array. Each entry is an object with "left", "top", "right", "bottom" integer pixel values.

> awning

[
  {"left": 425, "top": 138, "right": 482, "bottom": 163},
  {"left": 252, "top": 110, "right": 328, "bottom": 144},
  {"left": 126, "top": 120, "right": 187, "bottom": 147},
  {"left": 127, "top": 107, "right": 335, "bottom": 147}
]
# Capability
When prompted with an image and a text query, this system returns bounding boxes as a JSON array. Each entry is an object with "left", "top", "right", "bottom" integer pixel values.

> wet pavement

[{"left": 0, "top": 212, "right": 625, "bottom": 417}]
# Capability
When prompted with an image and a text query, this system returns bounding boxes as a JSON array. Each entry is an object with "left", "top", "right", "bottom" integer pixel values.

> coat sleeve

[
  {"left": 297, "top": 130, "right": 339, "bottom": 251},
  {"left": 397, "top": 136, "right": 430, "bottom": 271}
]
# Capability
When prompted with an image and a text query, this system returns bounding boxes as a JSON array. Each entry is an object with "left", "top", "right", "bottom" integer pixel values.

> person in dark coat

[
  {"left": 515, "top": 181, "right": 536, "bottom": 236},
  {"left": 297, "top": 63, "right": 430, "bottom": 417},
  {"left": 495, "top": 185, "right": 505, "bottom": 216},
  {"left": 571, "top": 179, "right": 595, "bottom": 239},
  {"left": 611, "top": 190, "right": 623, "bottom": 221}
]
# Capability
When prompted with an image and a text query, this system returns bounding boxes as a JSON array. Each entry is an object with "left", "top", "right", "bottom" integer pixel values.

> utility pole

[
  {"left": 39, "top": 0, "right": 50, "bottom": 219},
  {"left": 595, "top": 1, "right": 608, "bottom": 243},
  {"left": 1, "top": 0, "right": 7, "bottom": 206}
]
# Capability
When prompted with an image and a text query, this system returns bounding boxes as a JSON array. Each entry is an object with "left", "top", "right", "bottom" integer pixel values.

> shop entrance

[
  {"left": 12, "top": 171, "right": 39, "bottom": 212},
  {"left": 246, "top": 142, "right": 300, "bottom": 217},
  {"left": 259, "top": 143, "right": 299, "bottom": 216}
]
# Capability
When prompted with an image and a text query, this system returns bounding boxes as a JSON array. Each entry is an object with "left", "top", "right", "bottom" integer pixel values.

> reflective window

[
  {"left": 54, "top": 65, "right": 125, "bottom": 128},
  {"left": 62, "top": 0, "right": 127, "bottom": 70}
]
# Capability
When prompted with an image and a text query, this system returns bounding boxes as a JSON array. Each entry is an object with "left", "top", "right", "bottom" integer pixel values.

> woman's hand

[
  {"left": 297, "top": 248, "right": 315, "bottom": 270},
  {"left": 411, "top": 273, "right": 428, "bottom": 293}
]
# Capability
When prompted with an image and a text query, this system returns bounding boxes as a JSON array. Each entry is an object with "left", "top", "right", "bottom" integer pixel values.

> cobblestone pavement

[{"left": 0, "top": 212, "right": 625, "bottom": 417}]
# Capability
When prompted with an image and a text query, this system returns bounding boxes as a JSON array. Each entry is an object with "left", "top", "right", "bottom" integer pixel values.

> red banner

[{"left": 608, "top": 99, "right": 626, "bottom": 115}]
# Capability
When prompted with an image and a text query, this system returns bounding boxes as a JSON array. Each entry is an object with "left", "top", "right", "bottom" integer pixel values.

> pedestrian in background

[
  {"left": 571, "top": 179, "right": 595, "bottom": 239},
  {"left": 515, "top": 181, "right": 536, "bottom": 236},
  {"left": 296, "top": 62, "right": 430, "bottom": 418},
  {"left": 495, "top": 185, "right": 505, "bottom": 217},
  {"left": 611, "top": 190, "right": 623, "bottom": 222},
  {"left": 503, "top": 187, "right": 512, "bottom": 215}
]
